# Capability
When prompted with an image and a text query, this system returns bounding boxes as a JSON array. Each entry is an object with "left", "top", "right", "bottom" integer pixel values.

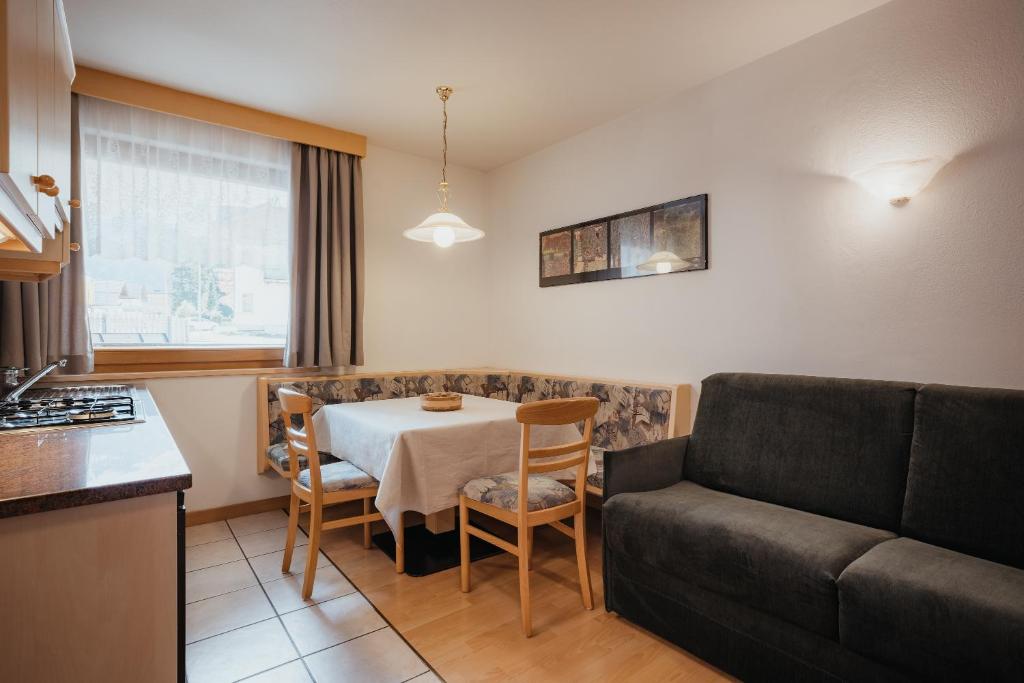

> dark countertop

[{"left": 0, "top": 386, "right": 192, "bottom": 518}]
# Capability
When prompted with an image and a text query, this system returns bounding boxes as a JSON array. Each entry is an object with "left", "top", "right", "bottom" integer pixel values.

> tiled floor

[{"left": 185, "top": 510, "right": 441, "bottom": 683}]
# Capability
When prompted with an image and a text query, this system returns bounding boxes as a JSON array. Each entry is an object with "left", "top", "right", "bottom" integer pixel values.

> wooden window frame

[
  {"left": 93, "top": 347, "right": 284, "bottom": 374},
  {"left": 70, "top": 70, "right": 367, "bottom": 377}
]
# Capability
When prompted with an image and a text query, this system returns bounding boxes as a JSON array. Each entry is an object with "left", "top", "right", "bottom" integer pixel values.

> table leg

[{"left": 425, "top": 507, "right": 455, "bottom": 534}]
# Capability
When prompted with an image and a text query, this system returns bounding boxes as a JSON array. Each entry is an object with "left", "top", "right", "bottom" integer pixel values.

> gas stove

[{"left": 0, "top": 385, "right": 142, "bottom": 432}]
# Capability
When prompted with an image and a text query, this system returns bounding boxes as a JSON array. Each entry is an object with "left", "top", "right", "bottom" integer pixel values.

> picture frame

[{"left": 538, "top": 194, "right": 708, "bottom": 287}]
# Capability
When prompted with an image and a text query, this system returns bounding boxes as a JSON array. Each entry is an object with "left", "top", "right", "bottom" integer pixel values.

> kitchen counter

[{"left": 0, "top": 386, "right": 191, "bottom": 518}]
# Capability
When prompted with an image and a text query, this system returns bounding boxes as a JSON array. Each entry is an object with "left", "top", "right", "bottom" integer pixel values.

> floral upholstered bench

[{"left": 256, "top": 368, "right": 691, "bottom": 496}]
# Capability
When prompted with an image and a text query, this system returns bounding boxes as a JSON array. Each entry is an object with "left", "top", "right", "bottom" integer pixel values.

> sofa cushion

[
  {"left": 901, "top": 384, "right": 1024, "bottom": 569},
  {"left": 685, "top": 373, "right": 917, "bottom": 530},
  {"left": 604, "top": 480, "right": 894, "bottom": 638},
  {"left": 838, "top": 537, "right": 1024, "bottom": 682}
]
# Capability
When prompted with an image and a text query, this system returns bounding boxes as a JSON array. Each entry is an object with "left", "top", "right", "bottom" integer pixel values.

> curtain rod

[{"left": 72, "top": 66, "right": 367, "bottom": 158}]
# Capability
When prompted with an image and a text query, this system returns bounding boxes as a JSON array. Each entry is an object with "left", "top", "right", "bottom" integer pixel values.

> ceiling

[{"left": 64, "top": 0, "right": 891, "bottom": 170}]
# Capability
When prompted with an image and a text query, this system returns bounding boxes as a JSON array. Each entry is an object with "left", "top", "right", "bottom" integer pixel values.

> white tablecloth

[{"left": 311, "top": 395, "right": 581, "bottom": 533}]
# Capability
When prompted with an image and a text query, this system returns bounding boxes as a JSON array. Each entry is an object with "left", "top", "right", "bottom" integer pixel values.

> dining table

[{"left": 310, "top": 394, "right": 582, "bottom": 574}]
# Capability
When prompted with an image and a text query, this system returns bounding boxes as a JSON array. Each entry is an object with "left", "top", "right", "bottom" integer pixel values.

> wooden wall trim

[
  {"left": 186, "top": 495, "right": 291, "bottom": 527},
  {"left": 670, "top": 383, "right": 693, "bottom": 437},
  {"left": 72, "top": 66, "right": 367, "bottom": 157}
]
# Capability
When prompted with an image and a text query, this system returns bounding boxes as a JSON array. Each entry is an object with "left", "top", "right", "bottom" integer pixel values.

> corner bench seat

[
  {"left": 605, "top": 480, "right": 895, "bottom": 638},
  {"left": 258, "top": 369, "right": 689, "bottom": 483},
  {"left": 838, "top": 537, "right": 1024, "bottom": 681}
]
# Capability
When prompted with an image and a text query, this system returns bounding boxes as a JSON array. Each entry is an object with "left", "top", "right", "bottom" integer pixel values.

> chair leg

[
  {"left": 527, "top": 526, "right": 534, "bottom": 571},
  {"left": 459, "top": 496, "right": 470, "bottom": 592},
  {"left": 362, "top": 497, "right": 372, "bottom": 549},
  {"left": 281, "top": 492, "right": 300, "bottom": 573},
  {"left": 301, "top": 502, "right": 322, "bottom": 600},
  {"left": 518, "top": 523, "right": 532, "bottom": 637},
  {"left": 573, "top": 511, "right": 594, "bottom": 610},
  {"left": 395, "top": 512, "right": 405, "bottom": 574}
]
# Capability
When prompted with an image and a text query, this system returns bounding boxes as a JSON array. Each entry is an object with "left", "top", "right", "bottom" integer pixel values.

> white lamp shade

[
  {"left": 851, "top": 157, "right": 949, "bottom": 205},
  {"left": 637, "top": 250, "right": 691, "bottom": 273},
  {"left": 403, "top": 211, "right": 484, "bottom": 247}
]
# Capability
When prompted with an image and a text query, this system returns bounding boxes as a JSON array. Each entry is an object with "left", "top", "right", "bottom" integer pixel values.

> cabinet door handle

[
  {"left": 32, "top": 175, "right": 56, "bottom": 189},
  {"left": 69, "top": 199, "right": 82, "bottom": 209},
  {"left": 69, "top": 242, "right": 81, "bottom": 252},
  {"left": 43, "top": 185, "right": 60, "bottom": 197}
]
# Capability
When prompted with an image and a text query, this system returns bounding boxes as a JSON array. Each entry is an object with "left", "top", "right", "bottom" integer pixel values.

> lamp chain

[{"left": 436, "top": 86, "right": 452, "bottom": 211}]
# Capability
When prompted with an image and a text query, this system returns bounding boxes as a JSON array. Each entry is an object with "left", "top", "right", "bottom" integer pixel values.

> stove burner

[{"left": 0, "top": 386, "right": 137, "bottom": 430}]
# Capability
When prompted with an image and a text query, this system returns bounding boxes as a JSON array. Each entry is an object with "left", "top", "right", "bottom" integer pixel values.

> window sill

[
  {"left": 92, "top": 346, "right": 285, "bottom": 374},
  {"left": 46, "top": 365, "right": 330, "bottom": 383}
]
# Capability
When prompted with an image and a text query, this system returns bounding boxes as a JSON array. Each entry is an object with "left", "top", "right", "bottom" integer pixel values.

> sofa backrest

[
  {"left": 685, "top": 373, "right": 918, "bottom": 531},
  {"left": 256, "top": 369, "right": 689, "bottom": 474},
  {"left": 901, "top": 384, "right": 1024, "bottom": 569}
]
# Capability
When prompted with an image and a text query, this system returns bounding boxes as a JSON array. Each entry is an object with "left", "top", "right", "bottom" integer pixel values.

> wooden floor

[{"left": 305, "top": 504, "right": 733, "bottom": 683}]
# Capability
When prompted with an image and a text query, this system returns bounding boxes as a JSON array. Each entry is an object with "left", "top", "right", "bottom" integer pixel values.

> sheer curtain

[{"left": 79, "top": 96, "right": 291, "bottom": 347}]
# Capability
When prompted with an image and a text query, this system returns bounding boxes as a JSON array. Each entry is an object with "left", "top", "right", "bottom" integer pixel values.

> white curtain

[
  {"left": 78, "top": 96, "right": 291, "bottom": 345},
  {"left": 80, "top": 96, "right": 290, "bottom": 272}
]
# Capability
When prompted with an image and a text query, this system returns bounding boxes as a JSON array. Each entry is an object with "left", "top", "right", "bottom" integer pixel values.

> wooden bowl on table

[{"left": 420, "top": 392, "right": 463, "bottom": 412}]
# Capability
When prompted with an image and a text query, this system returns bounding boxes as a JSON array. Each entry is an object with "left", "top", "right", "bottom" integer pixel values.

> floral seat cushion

[
  {"left": 554, "top": 447, "right": 605, "bottom": 490},
  {"left": 267, "top": 443, "right": 339, "bottom": 473},
  {"left": 297, "top": 460, "right": 378, "bottom": 492},
  {"left": 462, "top": 472, "right": 577, "bottom": 512}
]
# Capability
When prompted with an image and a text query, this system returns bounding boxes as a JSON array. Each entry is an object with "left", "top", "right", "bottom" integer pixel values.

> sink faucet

[{"left": 1, "top": 359, "right": 68, "bottom": 403}]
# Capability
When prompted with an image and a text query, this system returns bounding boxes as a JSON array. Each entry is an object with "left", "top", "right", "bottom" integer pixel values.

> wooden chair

[
  {"left": 458, "top": 396, "right": 599, "bottom": 636},
  {"left": 278, "top": 388, "right": 404, "bottom": 598}
]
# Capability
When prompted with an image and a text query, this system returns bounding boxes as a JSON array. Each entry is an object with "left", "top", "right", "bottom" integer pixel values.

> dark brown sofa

[{"left": 603, "top": 373, "right": 1024, "bottom": 682}]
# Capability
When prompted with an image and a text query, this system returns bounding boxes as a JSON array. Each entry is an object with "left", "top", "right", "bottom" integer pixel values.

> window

[{"left": 80, "top": 96, "right": 291, "bottom": 348}]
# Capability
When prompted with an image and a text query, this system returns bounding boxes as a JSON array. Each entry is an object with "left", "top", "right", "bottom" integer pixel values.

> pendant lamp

[{"left": 403, "top": 86, "right": 484, "bottom": 247}]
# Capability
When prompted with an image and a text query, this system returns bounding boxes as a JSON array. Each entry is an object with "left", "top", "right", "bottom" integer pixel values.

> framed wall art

[{"left": 538, "top": 194, "right": 708, "bottom": 287}]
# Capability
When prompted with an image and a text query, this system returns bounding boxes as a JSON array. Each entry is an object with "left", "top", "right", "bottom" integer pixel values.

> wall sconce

[{"left": 851, "top": 157, "right": 948, "bottom": 206}]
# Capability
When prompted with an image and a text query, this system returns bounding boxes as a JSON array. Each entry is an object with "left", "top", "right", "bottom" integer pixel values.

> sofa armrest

[{"left": 604, "top": 435, "right": 688, "bottom": 502}]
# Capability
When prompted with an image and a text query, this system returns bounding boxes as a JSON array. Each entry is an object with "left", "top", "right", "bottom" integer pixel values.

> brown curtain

[
  {"left": 0, "top": 94, "right": 92, "bottom": 374},
  {"left": 285, "top": 143, "right": 364, "bottom": 368}
]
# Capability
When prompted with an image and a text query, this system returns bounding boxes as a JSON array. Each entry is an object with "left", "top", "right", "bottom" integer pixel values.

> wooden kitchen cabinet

[
  {"left": 0, "top": 0, "right": 74, "bottom": 259},
  {"left": 0, "top": 493, "right": 182, "bottom": 682},
  {"left": 0, "top": 213, "right": 71, "bottom": 280}
]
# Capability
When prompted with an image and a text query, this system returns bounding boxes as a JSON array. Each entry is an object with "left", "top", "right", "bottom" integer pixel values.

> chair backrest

[
  {"left": 516, "top": 397, "right": 600, "bottom": 518},
  {"left": 278, "top": 387, "right": 324, "bottom": 497}
]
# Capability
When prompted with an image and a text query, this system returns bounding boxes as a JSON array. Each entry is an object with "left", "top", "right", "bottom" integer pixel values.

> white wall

[
  {"left": 361, "top": 144, "right": 489, "bottom": 372},
  {"left": 148, "top": 375, "right": 284, "bottom": 511},
  {"left": 170, "top": 0, "right": 1024, "bottom": 511},
  {"left": 484, "top": 0, "right": 1024, "bottom": 412},
  {"left": 168, "top": 145, "right": 487, "bottom": 511}
]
